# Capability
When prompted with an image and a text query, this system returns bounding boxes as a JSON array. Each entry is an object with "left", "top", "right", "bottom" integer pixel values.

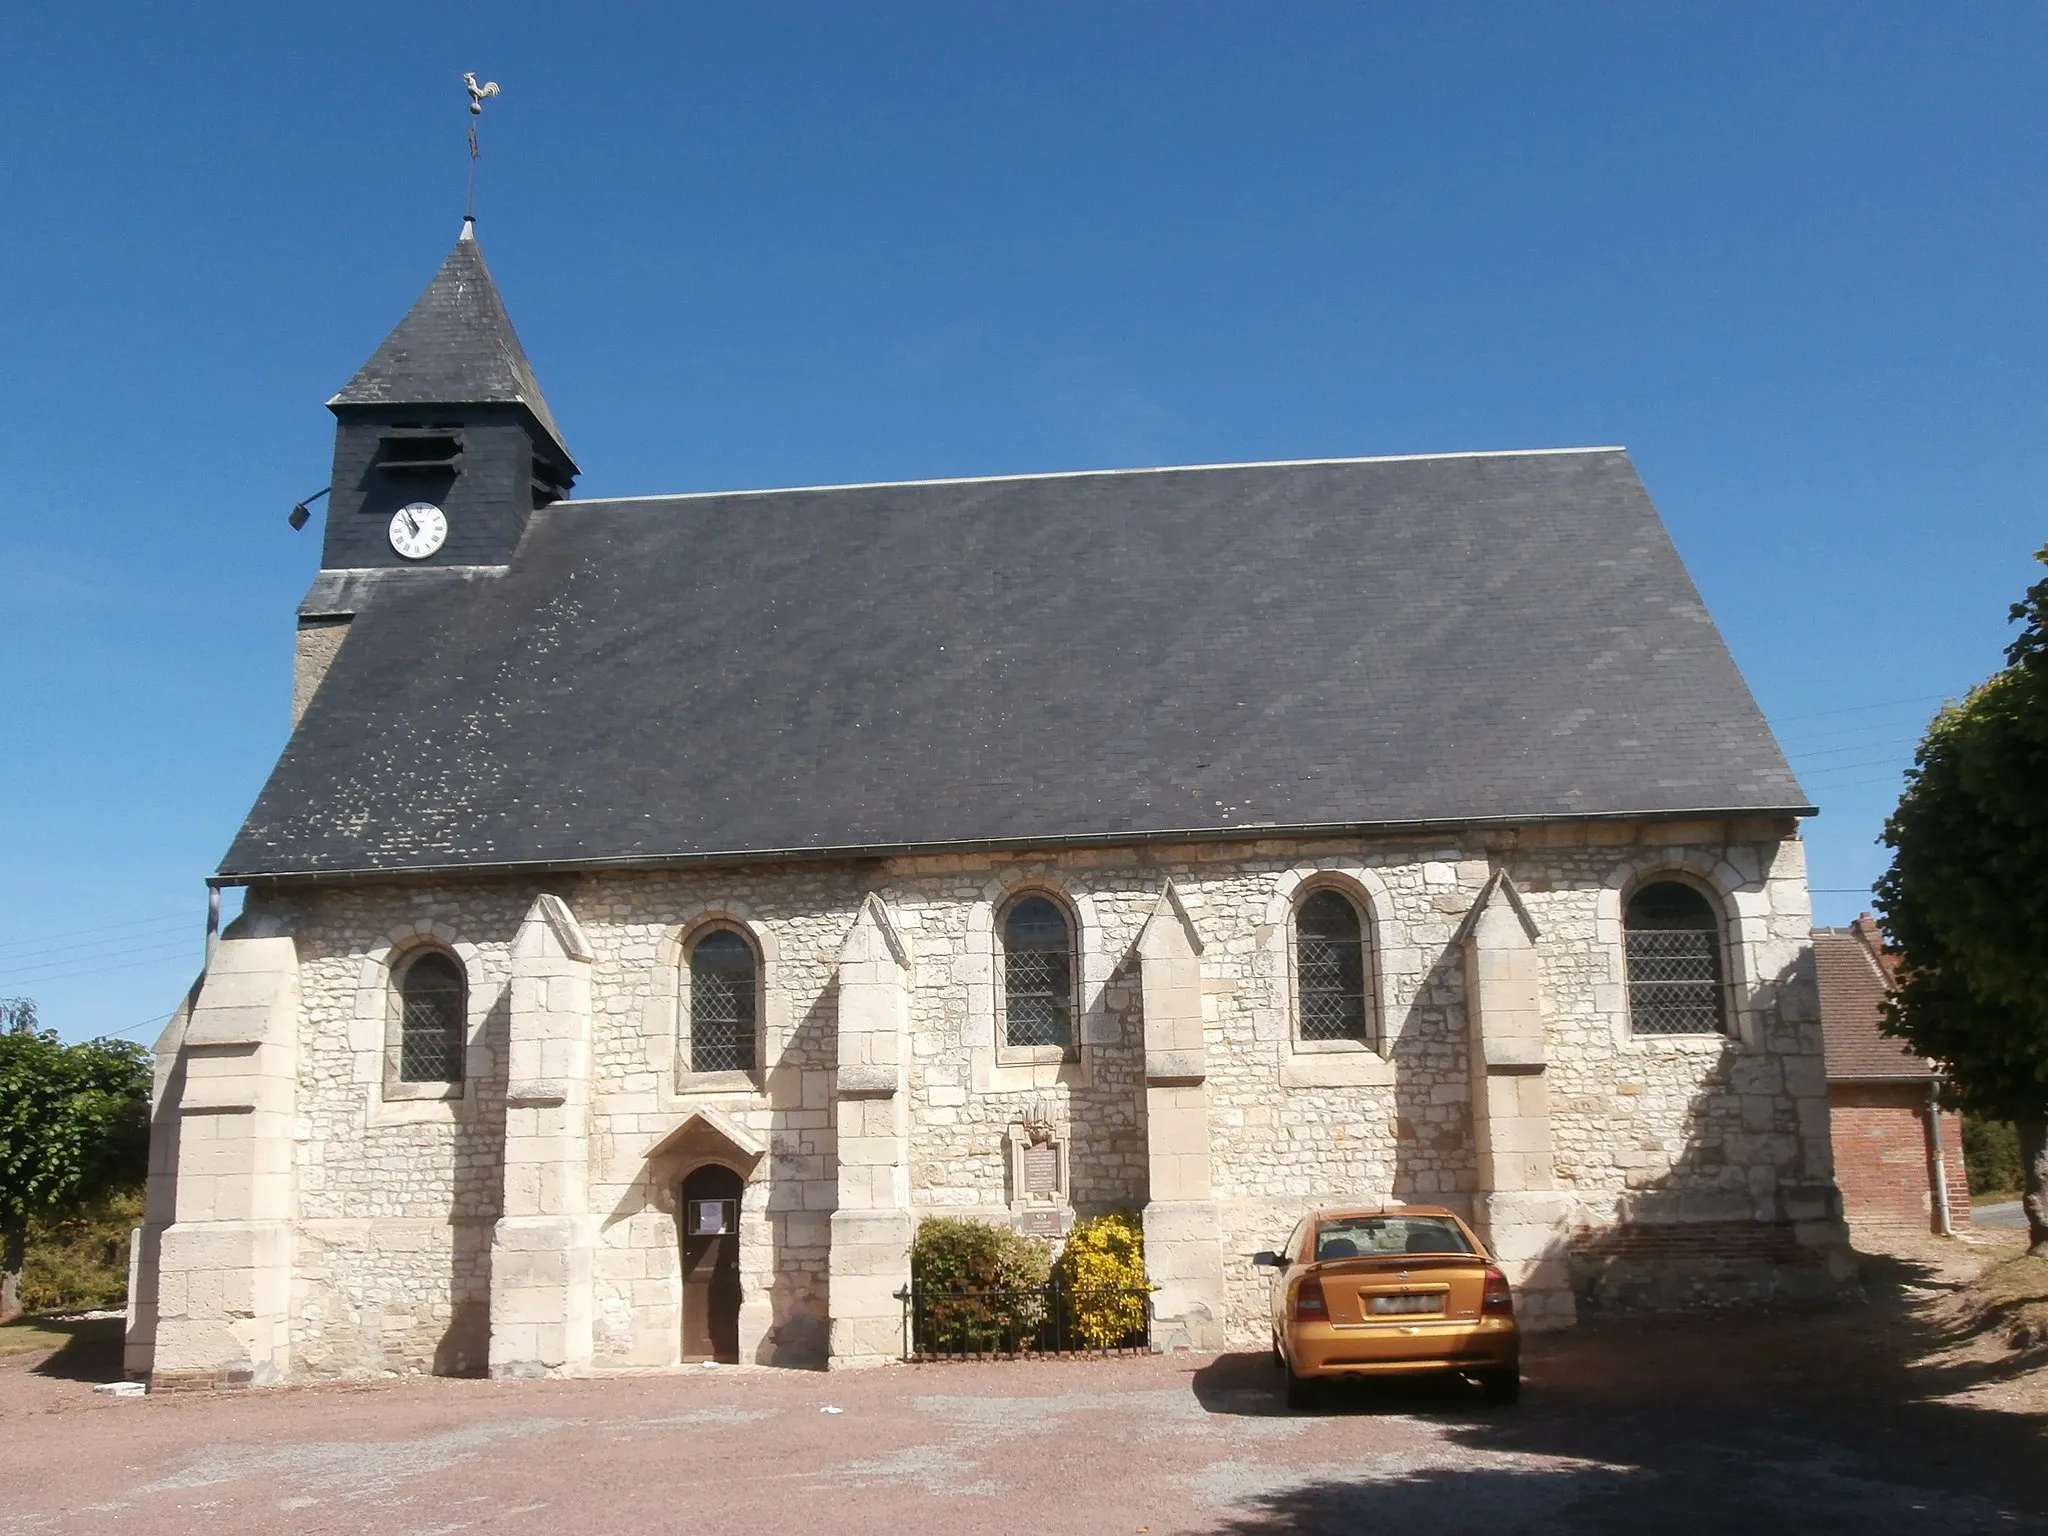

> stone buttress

[
  {"left": 144, "top": 935, "right": 301, "bottom": 1388},
  {"left": 828, "top": 893, "right": 915, "bottom": 1366},
  {"left": 1137, "top": 883, "right": 1230, "bottom": 1351},
  {"left": 122, "top": 977, "right": 199, "bottom": 1380},
  {"left": 489, "top": 894, "right": 598, "bottom": 1377},
  {"left": 1459, "top": 873, "right": 1576, "bottom": 1329}
]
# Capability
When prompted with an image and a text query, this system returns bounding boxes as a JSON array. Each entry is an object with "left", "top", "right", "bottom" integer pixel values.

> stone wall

[
  {"left": 292, "top": 619, "right": 350, "bottom": 726},
  {"left": 207, "top": 813, "right": 1839, "bottom": 1378}
]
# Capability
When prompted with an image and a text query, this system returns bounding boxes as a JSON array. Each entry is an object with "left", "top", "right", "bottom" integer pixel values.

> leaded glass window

[
  {"left": 1002, "top": 895, "right": 1073, "bottom": 1050},
  {"left": 1624, "top": 881, "right": 1728, "bottom": 1036},
  {"left": 398, "top": 950, "right": 466, "bottom": 1083},
  {"left": 1296, "top": 888, "right": 1368, "bottom": 1042},
  {"left": 690, "top": 929, "right": 759, "bottom": 1073}
]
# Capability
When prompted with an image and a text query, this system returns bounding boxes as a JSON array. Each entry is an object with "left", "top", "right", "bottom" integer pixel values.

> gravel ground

[{"left": 2, "top": 1237, "right": 2042, "bottom": 1535}]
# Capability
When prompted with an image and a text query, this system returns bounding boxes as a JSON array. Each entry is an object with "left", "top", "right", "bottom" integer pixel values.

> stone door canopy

[{"left": 645, "top": 1107, "right": 767, "bottom": 1168}]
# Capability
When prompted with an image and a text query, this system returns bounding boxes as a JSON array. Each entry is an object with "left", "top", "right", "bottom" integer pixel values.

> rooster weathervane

[{"left": 463, "top": 72, "right": 501, "bottom": 220}]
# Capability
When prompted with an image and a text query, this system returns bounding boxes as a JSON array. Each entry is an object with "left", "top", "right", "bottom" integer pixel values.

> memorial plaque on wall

[
  {"left": 1023, "top": 1144, "right": 1060, "bottom": 1197},
  {"left": 1017, "top": 1209, "right": 1063, "bottom": 1237}
]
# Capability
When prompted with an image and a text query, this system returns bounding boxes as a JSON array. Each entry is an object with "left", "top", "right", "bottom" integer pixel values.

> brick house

[
  {"left": 1817, "top": 916, "right": 1966, "bottom": 1233},
  {"left": 124, "top": 221, "right": 1852, "bottom": 1388}
]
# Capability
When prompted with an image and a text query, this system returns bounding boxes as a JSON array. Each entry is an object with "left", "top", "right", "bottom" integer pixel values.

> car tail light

[
  {"left": 1482, "top": 1267, "right": 1514, "bottom": 1317},
  {"left": 1293, "top": 1275, "right": 1329, "bottom": 1322}
]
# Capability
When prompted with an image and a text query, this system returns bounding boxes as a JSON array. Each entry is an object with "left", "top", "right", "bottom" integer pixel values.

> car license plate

[{"left": 1369, "top": 1293, "right": 1441, "bottom": 1316}]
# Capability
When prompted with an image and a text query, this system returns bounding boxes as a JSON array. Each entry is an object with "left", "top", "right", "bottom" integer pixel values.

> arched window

[
  {"left": 1002, "top": 895, "right": 1074, "bottom": 1050},
  {"left": 397, "top": 950, "right": 466, "bottom": 1083},
  {"left": 1295, "top": 888, "right": 1369, "bottom": 1042},
  {"left": 690, "top": 929, "right": 758, "bottom": 1074},
  {"left": 1624, "top": 880, "right": 1729, "bottom": 1036}
]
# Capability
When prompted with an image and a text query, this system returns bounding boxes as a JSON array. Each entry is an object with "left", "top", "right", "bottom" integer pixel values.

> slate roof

[
  {"left": 329, "top": 221, "right": 574, "bottom": 466},
  {"left": 221, "top": 447, "right": 1810, "bottom": 880},
  {"left": 1816, "top": 923, "right": 1933, "bottom": 1080}
]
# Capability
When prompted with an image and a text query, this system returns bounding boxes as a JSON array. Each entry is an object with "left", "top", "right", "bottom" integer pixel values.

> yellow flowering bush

[{"left": 1055, "top": 1212, "right": 1150, "bottom": 1349}]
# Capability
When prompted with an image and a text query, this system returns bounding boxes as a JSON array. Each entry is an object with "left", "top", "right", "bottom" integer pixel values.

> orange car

[{"left": 1254, "top": 1205, "right": 1520, "bottom": 1407}]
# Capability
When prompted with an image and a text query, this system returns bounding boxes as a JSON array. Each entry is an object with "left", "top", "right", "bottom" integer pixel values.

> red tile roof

[{"left": 1816, "top": 918, "right": 1936, "bottom": 1081}]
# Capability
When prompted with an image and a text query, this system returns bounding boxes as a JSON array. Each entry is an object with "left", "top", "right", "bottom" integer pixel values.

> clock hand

[{"left": 403, "top": 510, "right": 419, "bottom": 538}]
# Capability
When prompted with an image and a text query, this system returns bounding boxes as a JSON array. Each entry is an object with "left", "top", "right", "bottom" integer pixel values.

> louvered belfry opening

[
  {"left": 690, "top": 929, "right": 759, "bottom": 1073},
  {"left": 1296, "top": 888, "right": 1369, "bottom": 1042},
  {"left": 1002, "top": 895, "right": 1074, "bottom": 1049},
  {"left": 377, "top": 425, "right": 464, "bottom": 475},
  {"left": 398, "top": 950, "right": 466, "bottom": 1082},
  {"left": 1624, "top": 880, "right": 1729, "bottom": 1035}
]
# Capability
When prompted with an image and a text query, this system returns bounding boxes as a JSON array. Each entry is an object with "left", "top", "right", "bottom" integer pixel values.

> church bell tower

[
  {"left": 319, "top": 216, "right": 577, "bottom": 571},
  {"left": 292, "top": 217, "right": 577, "bottom": 723}
]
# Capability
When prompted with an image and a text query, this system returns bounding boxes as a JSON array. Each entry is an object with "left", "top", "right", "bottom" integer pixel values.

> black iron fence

[{"left": 897, "top": 1273, "right": 1156, "bottom": 1359}]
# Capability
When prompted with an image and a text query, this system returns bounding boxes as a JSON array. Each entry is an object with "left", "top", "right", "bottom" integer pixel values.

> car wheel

[
  {"left": 1476, "top": 1368, "right": 1520, "bottom": 1406},
  {"left": 1283, "top": 1364, "right": 1319, "bottom": 1411}
]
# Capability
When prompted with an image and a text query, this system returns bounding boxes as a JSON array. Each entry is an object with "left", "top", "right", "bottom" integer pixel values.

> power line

[
  {"left": 105, "top": 1009, "right": 179, "bottom": 1040},
  {"left": 1807, "top": 774, "right": 1913, "bottom": 794},
  {"left": 0, "top": 946, "right": 199, "bottom": 987},
  {"left": 1787, "top": 740, "right": 1915, "bottom": 763},
  {"left": 0, "top": 941, "right": 201, "bottom": 988},
  {"left": 47, "top": 953, "right": 200, "bottom": 986},
  {"left": 0, "top": 919, "right": 201, "bottom": 966},
  {"left": 1798, "top": 755, "right": 1912, "bottom": 779},
  {"left": 1778, "top": 725, "right": 1924, "bottom": 754},
  {"left": 1776, "top": 713, "right": 1934, "bottom": 746},
  {"left": 1773, "top": 692, "right": 1949, "bottom": 724},
  {"left": 0, "top": 910, "right": 194, "bottom": 958}
]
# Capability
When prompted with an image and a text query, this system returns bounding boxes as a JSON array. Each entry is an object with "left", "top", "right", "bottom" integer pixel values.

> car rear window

[{"left": 1313, "top": 1216, "right": 1473, "bottom": 1261}]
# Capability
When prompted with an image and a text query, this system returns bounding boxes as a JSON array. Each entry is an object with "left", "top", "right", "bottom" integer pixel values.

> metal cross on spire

[{"left": 464, "top": 71, "right": 501, "bottom": 221}]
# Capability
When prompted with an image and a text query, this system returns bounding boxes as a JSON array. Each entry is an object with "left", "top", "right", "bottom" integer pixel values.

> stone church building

[{"left": 126, "top": 220, "right": 1849, "bottom": 1387}]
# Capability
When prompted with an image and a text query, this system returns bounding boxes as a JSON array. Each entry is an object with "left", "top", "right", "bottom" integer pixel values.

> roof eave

[
  {"left": 215, "top": 802, "right": 1815, "bottom": 888},
  {"left": 1826, "top": 1069, "right": 1944, "bottom": 1083}
]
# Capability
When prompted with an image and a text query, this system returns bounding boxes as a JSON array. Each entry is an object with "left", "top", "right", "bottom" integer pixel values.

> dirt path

[{"left": 1, "top": 1233, "right": 2041, "bottom": 1535}]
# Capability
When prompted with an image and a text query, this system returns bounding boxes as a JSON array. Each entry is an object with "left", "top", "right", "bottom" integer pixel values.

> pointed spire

[{"left": 330, "top": 222, "right": 574, "bottom": 468}]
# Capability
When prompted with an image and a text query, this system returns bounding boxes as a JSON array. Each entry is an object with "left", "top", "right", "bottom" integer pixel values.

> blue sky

[{"left": 1, "top": 4, "right": 2041, "bottom": 1044}]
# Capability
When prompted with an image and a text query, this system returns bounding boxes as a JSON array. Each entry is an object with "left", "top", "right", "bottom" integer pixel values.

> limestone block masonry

[
  {"left": 143, "top": 936, "right": 300, "bottom": 1390},
  {"left": 489, "top": 895, "right": 598, "bottom": 1378},
  {"left": 1138, "top": 883, "right": 1230, "bottom": 1352},
  {"left": 131, "top": 819, "right": 1852, "bottom": 1384},
  {"left": 1459, "top": 873, "right": 1577, "bottom": 1330},
  {"left": 828, "top": 894, "right": 915, "bottom": 1366}
]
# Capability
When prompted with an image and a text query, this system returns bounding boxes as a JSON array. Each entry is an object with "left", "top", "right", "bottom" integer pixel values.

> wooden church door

[{"left": 681, "top": 1164, "right": 744, "bottom": 1363}]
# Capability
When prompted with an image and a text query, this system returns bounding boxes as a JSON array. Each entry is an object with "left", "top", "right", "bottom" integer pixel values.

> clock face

[{"left": 389, "top": 502, "right": 448, "bottom": 560}]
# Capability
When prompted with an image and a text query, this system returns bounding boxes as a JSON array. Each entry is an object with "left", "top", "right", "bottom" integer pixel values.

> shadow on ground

[
  {"left": 1187, "top": 1241, "right": 2048, "bottom": 1534},
  {"left": 5, "top": 1316, "right": 126, "bottom": 1383}
]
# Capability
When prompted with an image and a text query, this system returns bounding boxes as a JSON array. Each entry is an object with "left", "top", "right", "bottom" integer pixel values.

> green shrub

[
  {"left": 1964, "top": 1117, "right": 2024, "bottom": 1197},
  {"left": 23, "top": 1187, "right": 141, "bottom": 1313},
  {"left": 1054, "top": 1212, "right": 1149, "bottom": 1349},
  {"left": 909, "top": 1217, "right": 1052, "bottom": 1353}
]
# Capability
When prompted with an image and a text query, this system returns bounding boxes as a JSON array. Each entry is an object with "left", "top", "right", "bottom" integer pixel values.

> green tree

[
  {"left": 1876, "top": 547, "right": 2048, "bottom": 1256},
  {"left": 1962, "top": 1116, "right": 2024, "bottom": 1198},
  {"left": 0, "top": 1030, "right": 152, "bottom": 1321}
]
